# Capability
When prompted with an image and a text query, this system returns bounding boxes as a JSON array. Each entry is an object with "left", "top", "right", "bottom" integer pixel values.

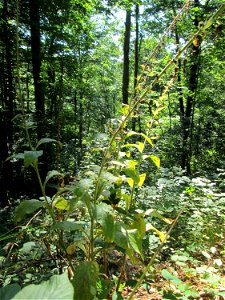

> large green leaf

[
  {"left": 131, "top": 216, "right": 146, "bottom": 239},
  {"left": 0, "top": 284, "right": 20, "bottom": 300},
  {"left": 114, "top": 222, "right": 143, "bottom": 258},
  {"left": 161, "top": 269, "right": 182, "bottom": 285},
  {"left": 101, "top": 171, "right": 119, "bottom": 184},
  {"left": 149, "top": 155, "right": 160, "bottom": 168},
  {"left": 12, "top": 272, "right": 73, "bottom": 299},
  {"left": 73, "top": 179, "right": 93, "bottom": 198},
  {"left": 125, "top": 131, "right": 153, "bottom": 147},
  {"left": 36, "top": 138, "right": 61, "bottom": 149},
  {"left": 43, "top": 170, "right": 63, "bottom": 190},
  {"left": 52, "top": 221, "right": 83, "bottom": 232},
  {"left": 72, "top": 179, "right": 93, "bottom": 212},
  {"left": 72, "top": 262, "right": 99, "bottom": 300},
  {"left": 24, "top": 150, "right": 43, "bottom": 168},
  {"left": 14, "top": 200, "right": 43, "bottom": 222},
  {"left": 122, "top": 142, "right": 144, "bottom": 153},
  {"left": 53, "top": 197, "right": 70, "bottom": 210},
  {"left": 96, "top": 203, "right": 115, "bottom": 242},
  {"left": 123, "top": 168, "right": 139, "bottom": 184}
]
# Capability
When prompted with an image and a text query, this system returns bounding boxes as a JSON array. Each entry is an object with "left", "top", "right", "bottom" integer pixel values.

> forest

[{"left": 0, "top": 0, "right": 225, "bottom": 299}]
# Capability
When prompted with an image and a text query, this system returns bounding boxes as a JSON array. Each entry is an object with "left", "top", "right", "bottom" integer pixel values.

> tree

[
  {"left": 122, "top": 6, "right": 132, "bottom": 104},
  {"left": 0, "top": 0, "right": 15, "bottom": 206},
  {"left": 29, "top": 0, "right": 45, "bottom": 140}
]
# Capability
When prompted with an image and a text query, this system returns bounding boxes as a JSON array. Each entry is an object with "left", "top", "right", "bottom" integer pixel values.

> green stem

[
  {"left": 90, "top": 217, "right": 95, "bottom": 261},
  {"left": 116, "top": 253, "right": 127, "bottom": 292},
  {"left": 34, "top": 164, "right": 55, "bottom": 222}
]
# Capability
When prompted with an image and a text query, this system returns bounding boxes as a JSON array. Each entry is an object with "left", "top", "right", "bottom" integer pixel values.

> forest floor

[{"left": 108, "top": 247, "right": 225, "bottom": 299}]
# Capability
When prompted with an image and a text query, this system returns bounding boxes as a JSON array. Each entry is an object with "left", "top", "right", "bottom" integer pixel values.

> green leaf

[
  {"left": 96, "top": 203, "right": 115, "bottom": 242},
  {"left": 24, "top": 150, "right": 43, "bottom": 168},
  {"left": 72, "top": 262, "right": 99, "bottom": 300},
  {"left": 12, "top": 272, "right": 73, "bottom": 299},
  {"left": 138, "top": 142, "right": 145, "bottom": 153},
  {"left": 19, "top": 242, "right": 36, "bottom": 254},
  {"left": 122, "top": 142, "right": 144, "bottom": 153},
  {"left": 123, "top": 168, "right": 139, "bottom": 184},
  {"left": 146, "top": 223, "right": 166, "bottom": 242},
  {"left": 138, "top": 173, "right": 146, "bottom": 187},
  {"left": 132, "top": 216, "right": 146, "bottom": 239},
  {"left": 114, "top": 223, "right": 143, "bottom": 258},
  {"left": 12, "top": 153, "right": 25, "bottom": 160},
  {"left": 0, "top": 284, "right": 20, "bottom": 300},
  {"left": 145, "top": 209, "right": 173, "bottom": 224},
  {"left": 53, "top": 197, "right": 70, "bottom": 210},
  {"left": 153, "top": 105, "right": 165, "bottom": 118},
  {"left": 161, "top": 269, "right": 182, "bottom": 285},
  {"left": 112, "top": 290, "right": 124, "bottom": 300},
  {"left": 36, "top": 138, "right": 61, "bottom": 149},
  {"left": 121, "top": 104, "right": 129, "bottom": 115},
  {"left": 121, "top": 193, "right": 132, "bottom": 210},
  {"left": 43, "top": 170, "right": 63, "bottom": 190},
  {"left": 101, "top": 171, "right": 119, "bottom": 183},
  {"left": 127, "top": 160, "right": 138, "bottom": 169},
  {"left": 14, "top": 200, "right": 43, "bottom": 222},
  {"left": 126, "top": 178, "right": 134, "bottom": 188},
  {"left": 149, "top": 155, "right": 160, "bottom": 168},
  {"left": 140, "top": 133, "right": 153, "bottom": 147},
  {"left": 109, "top": 160, "right": 126, "bottom": 167},
  {"left": 52, "top": 221, "right": 83, "bottom": 232}
]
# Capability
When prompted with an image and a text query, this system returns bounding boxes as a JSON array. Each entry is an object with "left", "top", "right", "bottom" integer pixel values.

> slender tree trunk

[
  {"left": 0, "top": 0, "right": 14, "bottom": 207},
  {"left": 132, "top": 3, "right": 141, "bottom": 132},
  {"left": 29, "top": 0, "right": 45, "bottom": 139},
  {"left": 77, "top": 100, "right": 83, "bottom": 167},
  {"left": 122, "top": 7, "right": 131, "bottom": 105},
  {"left": 47, "top": 38, "right": 57, "bottom": 120},
  {"left": 134, "top": 4, "right": 139, "bottom": 91},
  {"left": 181, "top": 0, "right": 201, "bottom": 173}
]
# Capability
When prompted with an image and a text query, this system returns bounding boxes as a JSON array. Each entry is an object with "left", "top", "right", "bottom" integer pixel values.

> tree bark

[
  {"left": 0, "top": 0, "right": 14, "bottom": 207},
  {"left": 122, "top": 8, "right": 131, "bottom": 105},
  {"left": 181, "top": 0, "right": 201, "bottom": 174},
  {"left": 132, "top": 3, "right": 141, "bottom": 132},
  {"left": 29, "top": 0, "right": 45, "bottom": 139}
]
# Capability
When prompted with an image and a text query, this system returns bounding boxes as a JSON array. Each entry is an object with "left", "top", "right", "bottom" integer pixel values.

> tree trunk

[
  {"left": 29, "top": 0, "right": 45, "bottom": 140},
  {"left": 122, "top": 8, "right": 131, "bottom": 105},
  {"left": 132, "top": 3, "right": 141, "bottom": 132},
  {"left": 181, "top": 0, "right": 201, "bottom": 174},
  {"left": 0, "top": 0, "right": 14, "bottom": 207}
]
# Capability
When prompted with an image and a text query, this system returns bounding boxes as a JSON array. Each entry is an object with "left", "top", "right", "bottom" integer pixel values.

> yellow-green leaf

[
  {"left": 141, "top": 133, "right": 153, "bottom": 147},
  {"left": 138, "top": 142, "right": 145, "bottom": 153},
  {"left": 146, "top": 223, "right": 166, "bottom": 242},
  {"left": 138, "top": 173, "right": 146, "bottom": 187},
  {"left": 127, "top": 160, "right": 138, "bottom": 169},
  {"left": 150, "top": 155, "right": 160, "bottom": 168},
  {"left": 53, "top": 197, "right": 70, "bottom": 210},
  {"left": 127, "top": 178, "right": 134, "bottom": 188},
  {"left": 122, "top": 104, "right": 129, "bottom": 115},
  {"left": 153, "top": 105, "right": 165, "bottom": 118}
]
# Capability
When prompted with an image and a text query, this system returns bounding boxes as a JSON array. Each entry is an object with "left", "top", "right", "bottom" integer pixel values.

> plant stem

[{"left": 116, "top": 253, "right": 127, "bottom": 292}]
